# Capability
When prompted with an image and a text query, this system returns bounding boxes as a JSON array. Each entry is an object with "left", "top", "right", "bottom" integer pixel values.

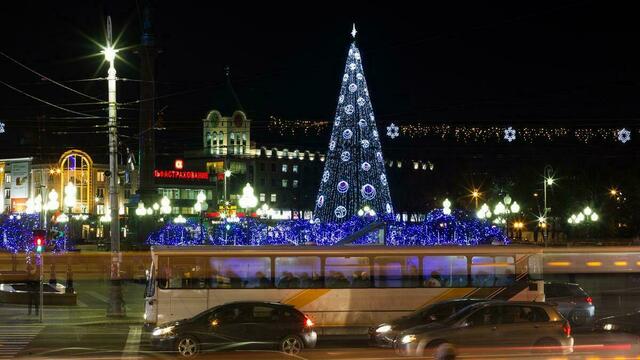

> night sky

[{"left": 1, "top": 1, "right": 639, "bottom": 160}]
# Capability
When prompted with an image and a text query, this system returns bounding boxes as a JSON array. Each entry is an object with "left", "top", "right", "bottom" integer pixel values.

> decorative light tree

[
  {"left": 238, "top": 183, "right": 258, "bottom": 215},
  {"left": 314, "top": 25, "right": 393, "bottom": 223}
]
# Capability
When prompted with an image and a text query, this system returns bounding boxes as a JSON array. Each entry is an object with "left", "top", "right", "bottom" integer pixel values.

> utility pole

[{"left": 104, "top": 16, "right": 125, "bottom": 317}]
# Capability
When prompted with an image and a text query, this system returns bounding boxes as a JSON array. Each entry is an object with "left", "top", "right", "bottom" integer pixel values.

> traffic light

[{"left": 33, "top": 230, "right": 46, "bottom": 253}]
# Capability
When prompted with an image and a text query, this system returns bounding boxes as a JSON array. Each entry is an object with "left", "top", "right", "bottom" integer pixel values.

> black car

[
  {"left": 150, "top": 301, "right": 317, "bottom": 357},
  {"left": 595, "top": 311, "right": 640, "bottom": 334},
  {"left": 369, "top": 298, "right": 487, "bottom": 347}
]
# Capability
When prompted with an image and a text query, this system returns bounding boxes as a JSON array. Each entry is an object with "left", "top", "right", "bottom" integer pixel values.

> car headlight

[
  {"left": 152, "top": 325, "right": 175, "bottom": 337},
  {"left": 376, "top": 325, "right": 392, "bottom": 333},
  {"left": 401, "top": 334, "right": 416, "bottom": 344},
  {"left": 603, "top": 323, "right": 615, "bottom": 331}
]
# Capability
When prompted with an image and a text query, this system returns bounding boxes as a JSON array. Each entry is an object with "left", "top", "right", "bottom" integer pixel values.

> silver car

[
  {"left": 545, "top": 282, "right": 595, "bottom": 326},
  {"left": 397, "top": 301, "right": 574, "bottom": 357}
]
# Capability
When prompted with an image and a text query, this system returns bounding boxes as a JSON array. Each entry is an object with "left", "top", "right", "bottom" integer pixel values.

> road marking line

[
  {"left": 86, "top": 290, "right": 109, "bottom": 303},
  {"left": 121, "top": 325, "right": 141, "bottom": 359}
]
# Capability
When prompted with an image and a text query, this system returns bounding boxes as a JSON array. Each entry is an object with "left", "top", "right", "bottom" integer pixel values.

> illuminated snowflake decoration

[
  {"left": 361, "top": 184, "right": 376, "bottom": 200},
  {"left": 364, "top": 88, "right": 369, "bottom": 97},
  {"left": 370, "top": 114, "right": 375, "bottom": 121},
  {"left": 349, "top": 83, "right": 358, "bottom": 93},
  {"left": 376, "top": 152, "right": 383, "bottom": 163},
  {"left": 354, "top": 51, "right": 361, "bottom": 60},
  {"left": 357, "top": 97, "right": 365, "bottom": 107},
  {"left": 361, "top": 162, "right": 371, "bottom": 171},
  {"left": 0, "top": 122, "right": 5, "bottom": 134},
  {"left": 334, "top": 118, "right": 340, "bottom": 126},
  {"left": 341, "top": 151, "right": 350, "bottom": 162},
  {"left": 329, "top": 140, "right": 336, "bottom": 151},
  {"left": 335, "top": 206, "right": 347, "bottom": 219},
  {"left": 342, "top": 129, "right": 353, "bottom": 140},
  {"left": 337, "top": 180, "right": 349, "bottom": 194},
  {"left": 344, "top": 105, "right": 354, "bottom": 115},
  {"left": 338, "top": 95, "right": 344, "bottom": 104},
  {"left": 322, "top": 171, "right": 330, "bottom": 183},
  {"left": 342, "top": 73, "right": 348, "bottom": 82},
  {"left": 316, "top": 195, "right": 324, "bottom": 208},
  {"left": 386, "top": 123, "right": 400, "bottom": 139},
  {"left": 356, "top": 73, "right": 363, "bottom": 80},
  {"left": 358, "top": 119, "right": 367, "bottom": 128},
  {"left": 372, "top": 130, "right": 379, "bottom": 138},
  {"left": 618, "top": 128, "right": 631, "bottom": 143},
  {"left": 386, "top": 203, "right": 392, "bottom": 214},
  {"left": 349, "top": 63, "right": 356, "bottom": 71},
  {"left": 504, "top": 126, "right": 517, "bottom": 142},
  {"left": 380, "top": 174, "right": 387, "bottom": 186},
  {"left": 361, "top": 139, "right": 370, "bottom": 149}
]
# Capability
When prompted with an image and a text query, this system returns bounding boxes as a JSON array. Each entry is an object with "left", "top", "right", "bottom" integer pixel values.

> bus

[{"left": 143, "top": 245, "right": 545, "bottom": 335}]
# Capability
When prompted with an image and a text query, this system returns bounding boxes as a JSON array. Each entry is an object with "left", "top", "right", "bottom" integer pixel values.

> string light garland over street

[{"left": 268, "top": 118, "right": 636, "bottom": 144}]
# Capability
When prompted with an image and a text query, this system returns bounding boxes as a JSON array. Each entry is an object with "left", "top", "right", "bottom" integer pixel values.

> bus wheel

[
  {"left": 281, "top": 335, "right": 303, "bottom": 355},
  {"left": 176, "top": 336, "right": 200, "bottom": 358}
]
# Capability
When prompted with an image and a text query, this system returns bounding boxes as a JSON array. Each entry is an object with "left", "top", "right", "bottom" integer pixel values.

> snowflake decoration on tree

[
  {"left": 386, "top": 123, "right": 400, "bottom": 139},
  {"left": 617, "top": 128, "right": 631, "bottom": 143},
  {"left": 0, "top": 121, "right": 5, "bottom": 134},
  {"left": 504, "top": 126, "right": 517, "bottom": 142}
]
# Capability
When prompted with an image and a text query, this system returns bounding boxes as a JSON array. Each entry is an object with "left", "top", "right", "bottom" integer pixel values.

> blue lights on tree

[
  {"left": 314, "top": 33, "right": 393, "bottom": 223},
  {"left": 0, "top": 214, "right": 41, "bottom": 253}
]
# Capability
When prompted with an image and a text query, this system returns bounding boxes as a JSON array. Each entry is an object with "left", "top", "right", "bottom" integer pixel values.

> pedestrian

[
  {"left": 65, "top": 263, "right": 74, "bottom": 294},
  {"left": 27, "top": 262, "right": 39, "bottom": 315},
  {"left": 49, "top": 263, "right": 57, "bottom": 286}
]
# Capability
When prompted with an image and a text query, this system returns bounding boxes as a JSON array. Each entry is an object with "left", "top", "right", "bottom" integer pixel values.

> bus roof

[{"left": 149, "top": 245, "right": 544, "bottom": 257}]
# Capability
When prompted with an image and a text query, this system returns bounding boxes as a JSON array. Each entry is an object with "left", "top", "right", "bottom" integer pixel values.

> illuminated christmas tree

[{"left": 314, "top": 25, "right": 393, "bottom": 223}]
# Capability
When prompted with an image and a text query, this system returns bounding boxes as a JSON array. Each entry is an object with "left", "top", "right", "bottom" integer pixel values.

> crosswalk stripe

[{"left": 0, "top": 324, "right": 43, "bottom": 358}]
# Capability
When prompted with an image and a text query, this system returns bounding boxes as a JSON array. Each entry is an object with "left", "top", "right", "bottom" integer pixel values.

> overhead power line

[
  {"left": 0, "top": 80, "right": 101, "bottom": 119},
  {"left": 0, "top": 50, "right": 106, "bottom": 103}
]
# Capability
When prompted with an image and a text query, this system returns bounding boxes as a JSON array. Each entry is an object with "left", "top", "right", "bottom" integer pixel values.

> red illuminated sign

[
  {"left": 174, "top": 159, "right": 184, "bottom": 170},
  {"left": 153, "top": 170, "right": 209, "bottom": 180}
]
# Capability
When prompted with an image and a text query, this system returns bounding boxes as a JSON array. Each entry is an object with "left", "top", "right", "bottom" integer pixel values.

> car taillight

[
  {"left": 305, "top": 317, "right": 314, "bottom": 327},
  {"left": 562, "top": 321, "right": 571, "bottom": 336},
  {"left": 585, "top": 296, "right": 593, "bottom": 305}
]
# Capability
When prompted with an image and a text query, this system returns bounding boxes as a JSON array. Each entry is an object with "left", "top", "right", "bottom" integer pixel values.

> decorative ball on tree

[{"left": 314, "top": 25, "right": 393, "bottom": 223}]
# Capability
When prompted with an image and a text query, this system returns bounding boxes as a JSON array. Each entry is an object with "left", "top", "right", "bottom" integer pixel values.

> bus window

[
  {"left": 471, "top": 256, "right": 515, "bottom": 287},
  {"left": 423, "top": 256, "right": 468, "bottom": 287},
  {"left": 374, "top": 256, "right": 419, "bottom": 287},
  {"left": 209, "top": 257, "right": 271, "bottom": 289},
  {"left": 275, "top": 257, "right": 321, "bottom": 288},
  {"left": 325, "top": 257, "right": 370, "bottom": 288},
  {"left": 158, "top": 256, "right": 207, "bottom": 289}
]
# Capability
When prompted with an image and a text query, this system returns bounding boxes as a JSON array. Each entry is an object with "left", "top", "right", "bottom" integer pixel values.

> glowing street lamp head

[
  {"left": 196, "top": 190, "right": 207, "bottom": 203},
  {"left": 102, "top": 46, "right": 117, "bottom": 63},
  {"left": 583, "top": 206, "right": 593, "bottom": 216},
  {"left": 546, "top": 177, "right": 555, "bottom": 186},
  {"left": 471, "top": 190, "right": 480, "bottom": 199},
  {"left": 224, "top": 170, "right": 232, "bottom": 178}
]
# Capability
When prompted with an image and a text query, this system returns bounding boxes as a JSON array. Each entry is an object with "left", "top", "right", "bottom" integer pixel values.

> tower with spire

[{"left": 313, "top": 25, "right": 394, "bottom": 223}]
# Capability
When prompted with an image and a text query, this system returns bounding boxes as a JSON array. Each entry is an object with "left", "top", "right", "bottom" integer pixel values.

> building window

[
  {"left": 96, "top": 188, "right": 105, "bottom": 198},
  {"left": 4, "top": 189, "right": 10, "bottom": 199},
  {"left": 271, "top": 163, "right": 276, "bottom": 172},
  {"left": 282, "top": 164, "right": 288, "bottom": 173},
  {"left": 97, "top": 205, "right": 105, "bottom": 215},
  {"left": 292, "top": 165, "right": 298, "bottom": 173},
  {"left": 271, "top": 179, "right": 277, "bottom": 187},
  {"left": 282, "top": 179, "right": 288, "bottom": 188},
  {"left": 271, "top": 194, "right": 277, "bottom": 203},
  {"left": 259, "top": 163, "right": 265, "bottom": 171},
  {"left": 293, "top": 180, "right": 299, "bottom": 188},
  {"left": 97, "top": 171, "right": 105, "bottom": 182},
  {"left": 259, "top": 193, "right": 266, "bottom": 202},
  {"left": 4, "top": 174, "right": 10, "bottom": 183},
  {"left": 260, "top": 178, "right": 265, "bottom": 186}
]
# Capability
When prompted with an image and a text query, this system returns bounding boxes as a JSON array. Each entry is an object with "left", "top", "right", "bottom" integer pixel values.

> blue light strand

[{"left": 146, "top": 210, "right": 508, "bottom": 247}]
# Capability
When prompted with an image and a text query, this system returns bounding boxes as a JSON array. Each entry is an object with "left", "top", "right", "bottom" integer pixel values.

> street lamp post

[
  {"left": 103, "top": 16, "right": 125, "bottom": 317},
  {"left": 194, "top": 191, "right": 208, "bottom": 242},
  {"left": 542, "top": 165, "right": 555, "bottom": 246}
]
